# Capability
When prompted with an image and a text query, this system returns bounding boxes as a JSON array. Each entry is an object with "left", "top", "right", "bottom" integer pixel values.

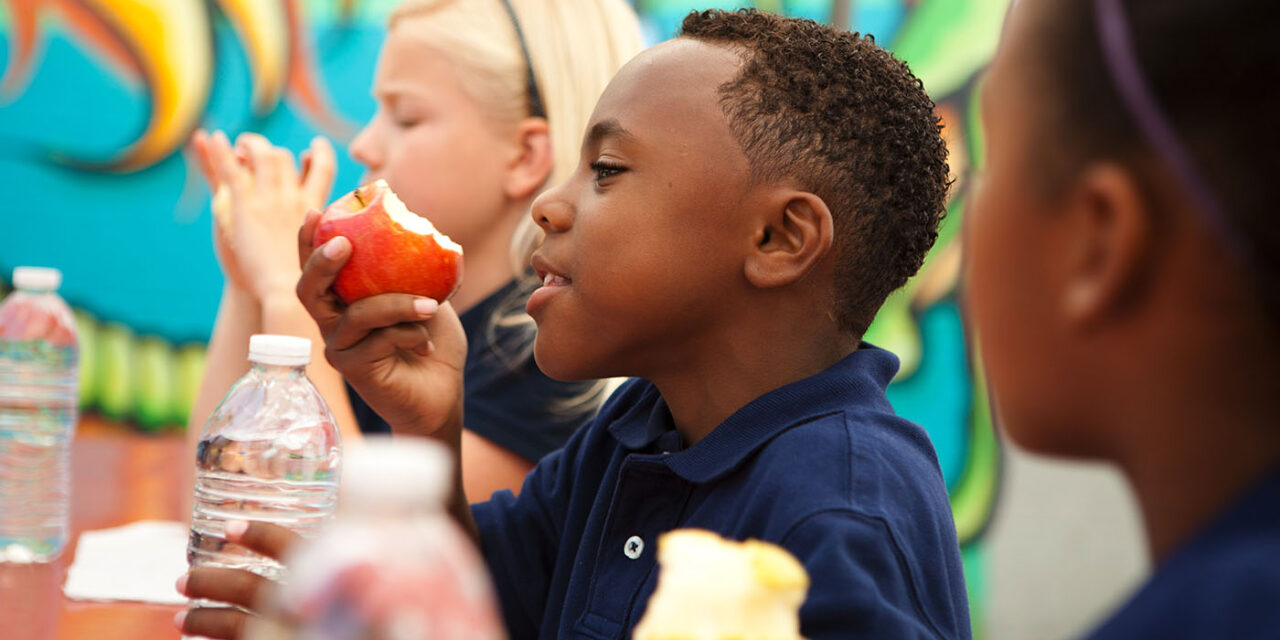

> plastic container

[
  {"left": 246, "top": 436, "right": 505, "bottom": 640},
  {"left": 0, "top": 267, "right": 80, "bottom": 563},
  {"left": 187, "top": 334, "right": 341, "bottom": 582}
]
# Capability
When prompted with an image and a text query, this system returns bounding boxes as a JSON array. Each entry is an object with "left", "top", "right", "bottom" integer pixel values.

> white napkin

[{"left": 63, "top": 520, "right": 189, "bottom": 604}]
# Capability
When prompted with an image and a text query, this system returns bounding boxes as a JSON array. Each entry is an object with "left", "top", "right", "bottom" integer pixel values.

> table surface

[{"left": 0, "top": 416, "right": 189, "bottom": 640}]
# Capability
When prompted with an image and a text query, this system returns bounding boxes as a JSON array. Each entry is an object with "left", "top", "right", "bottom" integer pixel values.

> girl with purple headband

[{"left": 966, "top": 0, "right": 1279, "bottom": 637}]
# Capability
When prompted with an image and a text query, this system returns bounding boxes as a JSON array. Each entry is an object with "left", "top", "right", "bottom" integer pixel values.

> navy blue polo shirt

[
  {"left": 471, "top": 344, "right": 971, "bottom": 640},
  {"left": 1084, "top": 465, "right": 1280, "bottom": 640}
]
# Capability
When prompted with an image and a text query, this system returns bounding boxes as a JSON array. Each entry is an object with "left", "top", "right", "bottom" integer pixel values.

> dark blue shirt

[
  {"left": 1084, "top": 465, "right": 1280, "bottom": 640},
  {"left": 471, "top": 344, "right": 971, "bottom": 640},
  {"left": 350, "top": 277, "right": 601, "bottom": 462}
]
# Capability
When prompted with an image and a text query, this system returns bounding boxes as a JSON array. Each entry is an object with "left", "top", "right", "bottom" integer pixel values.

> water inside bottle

[{"left": 188, "top": 429, "right": 339, "bottom": 577}]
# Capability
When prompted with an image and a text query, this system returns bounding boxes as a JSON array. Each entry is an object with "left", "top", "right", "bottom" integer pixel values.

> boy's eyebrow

[{"left": 585, "top": 119, "right": 636, "bottom": 148}]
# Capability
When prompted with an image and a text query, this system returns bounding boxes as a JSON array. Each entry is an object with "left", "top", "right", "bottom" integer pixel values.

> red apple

[{"left": 313, "top": 179, "right": 463, "bottom": 304}]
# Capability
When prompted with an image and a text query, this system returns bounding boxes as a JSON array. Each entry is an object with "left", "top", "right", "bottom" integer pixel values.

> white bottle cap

[
  {"left": 248, "top": 334, "right": 311, "bottom": 366},
  {"left": 13, "top": 266, "right": 61, "bottom": 291},
  {"left": 341, "top": 435, "right": 453, "bottom": 511}
]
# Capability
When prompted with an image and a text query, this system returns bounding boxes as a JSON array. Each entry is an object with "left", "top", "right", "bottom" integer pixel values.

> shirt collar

[{"left": 608, "top": 342, "right": 901, "bottom": 483}]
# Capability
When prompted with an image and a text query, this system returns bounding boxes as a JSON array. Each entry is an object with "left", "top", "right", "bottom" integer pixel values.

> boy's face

[
  {"left": 964, "top": 2, "right": 1089, "bottom": 454},
  {"left": 526, "top": 38, "right": 758, "bottom": 381}
]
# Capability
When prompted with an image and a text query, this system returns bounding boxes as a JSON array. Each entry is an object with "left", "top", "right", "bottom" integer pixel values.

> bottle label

[{"left": 0, "top": 341, "right": 78, "bottom": 368}]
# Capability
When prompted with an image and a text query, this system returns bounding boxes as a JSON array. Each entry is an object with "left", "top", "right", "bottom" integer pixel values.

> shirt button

[{"left": 624, "top": 535, "right": 644, "bottom": 560}]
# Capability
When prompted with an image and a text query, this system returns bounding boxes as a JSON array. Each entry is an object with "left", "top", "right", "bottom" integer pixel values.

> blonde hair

[
  {"left": 387, "top": 0, "right": 643, "bottom": 402},
  {"left": 388, "top": 0, "right": 644, "bottom": 278}
]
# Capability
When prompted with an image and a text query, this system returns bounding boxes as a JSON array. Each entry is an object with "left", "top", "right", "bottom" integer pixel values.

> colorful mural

[{"left": 0, "top": 0, "right": 1009, "bottom": 633}]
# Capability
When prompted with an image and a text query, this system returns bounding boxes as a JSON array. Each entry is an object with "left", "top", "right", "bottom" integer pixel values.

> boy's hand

[
  {"left": 296, "top": 210, "right": 468, "bottom": 442},
  {"left": 190, "top": 129, "right": 336, "bottom": 306},
  {"left": 175, "top": 521, "right": 300, "bottom": 640}
]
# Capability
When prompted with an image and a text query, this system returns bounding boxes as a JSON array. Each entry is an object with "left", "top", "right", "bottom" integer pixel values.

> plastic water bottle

[
  {"left": 246, "top": 436, "right": 505, "bottom": 640},
  {"left": 0, "top": 267, "right": 80, "bottom": 563},
  {"left": 187, "top": 335, "right": 341, "bottom": 586}
]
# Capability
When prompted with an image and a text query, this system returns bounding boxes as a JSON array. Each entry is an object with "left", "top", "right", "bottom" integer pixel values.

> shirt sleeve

[
  {"left": 781, "top": 509, "right": 968, "bottom": 640},
  {"left": 470, "top": 424, "right": 586, "bottom": 639}
]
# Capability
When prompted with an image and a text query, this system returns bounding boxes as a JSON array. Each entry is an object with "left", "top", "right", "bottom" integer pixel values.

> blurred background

[{"left": 0, "top": 1, "right": 1146, "bottom": 638}]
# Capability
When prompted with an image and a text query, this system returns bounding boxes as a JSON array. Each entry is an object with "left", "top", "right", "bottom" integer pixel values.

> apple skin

[{"left": 313, "top": 180, "right": 463, "bottom": 304}]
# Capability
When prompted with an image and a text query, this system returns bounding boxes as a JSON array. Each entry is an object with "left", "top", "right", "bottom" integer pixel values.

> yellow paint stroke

[
  {"left": 212, "top": 0, "right": 288, "bottom": 115},
  {"left": 74, "top": 0, "right": 212, "bottom": 171},
  {"left": 4, "top": 0, "right": 357, "bottom": 169}
]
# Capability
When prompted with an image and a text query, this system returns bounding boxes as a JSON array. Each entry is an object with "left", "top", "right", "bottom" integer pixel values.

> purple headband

[{"left": 1093, "top": 0, "right": 1242, "bottom": 257}]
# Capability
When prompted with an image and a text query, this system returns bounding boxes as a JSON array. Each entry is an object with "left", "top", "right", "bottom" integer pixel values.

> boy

[
  {"left": 181, "top": 9, "right": 968, "bottom": 639},
  {"left": 966, "top": 0, "right": 1280, "bottom": 638}
]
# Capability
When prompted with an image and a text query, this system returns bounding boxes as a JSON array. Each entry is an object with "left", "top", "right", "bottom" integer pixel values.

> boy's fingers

[
  {"left": 182, "top": 567, "right": 269, "bottom": 610},
  {"left": 329, "top": 295, "right": 438, "bottom": 352},
  {"left": 227, "top": 520, "right": 300, "bottom": 561},
  {"left": 180, "top": 606, "right": 251, "bottom": 640},
  {"left": 296, "top": 236, "right": 351, "bottom": 336},
  {"left": 298, "top": 209, "right": 321, "bottom": 268}
]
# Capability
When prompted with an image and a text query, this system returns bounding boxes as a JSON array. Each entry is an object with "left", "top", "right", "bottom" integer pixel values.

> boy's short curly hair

[{"left": 681, "top": 9, "right": 949, "bottom": 336}]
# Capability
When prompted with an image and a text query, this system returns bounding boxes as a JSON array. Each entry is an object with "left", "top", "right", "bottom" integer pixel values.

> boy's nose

[{"left": 531, "top": 188, "right": 573, "bottom": 233}]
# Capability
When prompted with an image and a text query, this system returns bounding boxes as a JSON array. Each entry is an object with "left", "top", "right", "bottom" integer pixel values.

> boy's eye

[{"left": 590, "top": 160, "right": 626, "bottom": 183}]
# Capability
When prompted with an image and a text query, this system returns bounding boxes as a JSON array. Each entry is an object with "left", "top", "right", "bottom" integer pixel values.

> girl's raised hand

[{"left": 190, "top": 129, "right": 337, "bottom": 306}]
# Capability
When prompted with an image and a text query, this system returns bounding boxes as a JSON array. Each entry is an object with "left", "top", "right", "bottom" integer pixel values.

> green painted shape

[
  {"left": 949, "top": 362, "right": 1000, "bottom": 544},
  {"left": 73, "top": 311, "right": 97, "bottom": 409},
  {"left": 864, "top": 288, "right": 921, "bottom": 380},
  {"left": 961, "top": 543, "right": 987, "bottom": 639},
  {"left": 891, "top": 0, "right": 1009, "bottom": 99},
  {"left": 967, "top": 77, "right": 987, "bottom": 172},
  {"left": 95, "top": 323, "right": 136, "bottom": 420},
  {"left": 135, "top": 336, "right": 176, "bottom": 431},
  {"left": 174, "top": 343, "right": 206, "bottom": 428}
]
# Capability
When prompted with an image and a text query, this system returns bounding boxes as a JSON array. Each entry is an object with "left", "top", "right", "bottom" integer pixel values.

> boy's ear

[
  {"left": 504, "top": 117, "right": 553, "bottom": 201},
  {"left": 744, "top": 191, "right": 835, "bottom": 289},
  {"left": 1058, "top": 163, "right": 1156, "bottom": 328}
]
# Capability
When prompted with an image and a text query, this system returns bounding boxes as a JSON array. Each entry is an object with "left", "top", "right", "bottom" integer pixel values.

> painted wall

[{"left": 0, "top": 0, "right": 1022, "bottom": 635}]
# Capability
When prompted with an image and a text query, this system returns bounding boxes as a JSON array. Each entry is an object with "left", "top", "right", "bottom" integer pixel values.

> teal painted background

[{"left": 0, "top": 1, "right": 1009, "bottom": 633}]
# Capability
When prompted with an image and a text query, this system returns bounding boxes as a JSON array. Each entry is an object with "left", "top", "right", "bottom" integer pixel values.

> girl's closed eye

[{"left": 590, "top": 160, "right": 627, "bottom": 184}]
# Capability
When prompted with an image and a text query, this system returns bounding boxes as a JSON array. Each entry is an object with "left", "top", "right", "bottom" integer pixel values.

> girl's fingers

[
  {"left": 209, "top": 131, "right": 249, "bottom": 197},
  {"left": 237, "top": 133, "right": 296, "bottom": 188},
  {"left": 301, "top": 136, "right": 337, "bottom": 205},
  {"left": 190, "top": 129, "right": 218, "bottom": 187}
]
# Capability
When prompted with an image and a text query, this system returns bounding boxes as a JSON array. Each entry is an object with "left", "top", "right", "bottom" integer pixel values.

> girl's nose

[{"left": 348, "top": 120, "right": 382, "bottom": 171}]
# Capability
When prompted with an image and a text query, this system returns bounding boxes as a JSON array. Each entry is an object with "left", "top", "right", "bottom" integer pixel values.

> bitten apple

[{"left": 313, "top": 179, "right": 463, "bottom": 304}]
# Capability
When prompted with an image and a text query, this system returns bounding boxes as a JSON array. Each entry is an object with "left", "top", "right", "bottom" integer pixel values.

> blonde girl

[{"left": 190, "top": 0, "right": 644, "bottom": 499}]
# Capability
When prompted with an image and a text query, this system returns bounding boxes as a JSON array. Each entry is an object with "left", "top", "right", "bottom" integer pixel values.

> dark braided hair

[{"left": 680, "top": 9, "right": 950, "bottom": 336}]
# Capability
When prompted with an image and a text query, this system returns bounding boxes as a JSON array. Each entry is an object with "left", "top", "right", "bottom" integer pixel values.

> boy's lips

[
  {"left": 528, "top": 253, "right": 571, "bottom": 317},
  {"left": 531, "top": 254, "right": 572, "bottom": 286}
]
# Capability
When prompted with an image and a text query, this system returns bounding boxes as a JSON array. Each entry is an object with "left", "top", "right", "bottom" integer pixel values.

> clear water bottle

[
  {"left": 187, "top": 334, "right": 341, "bottom": 587},
  {"left": 0, "top": 267, "right": 80, "bottom": 563},
  {"left": 246, "top": 436, "right": 506, "bottom": 640}
]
